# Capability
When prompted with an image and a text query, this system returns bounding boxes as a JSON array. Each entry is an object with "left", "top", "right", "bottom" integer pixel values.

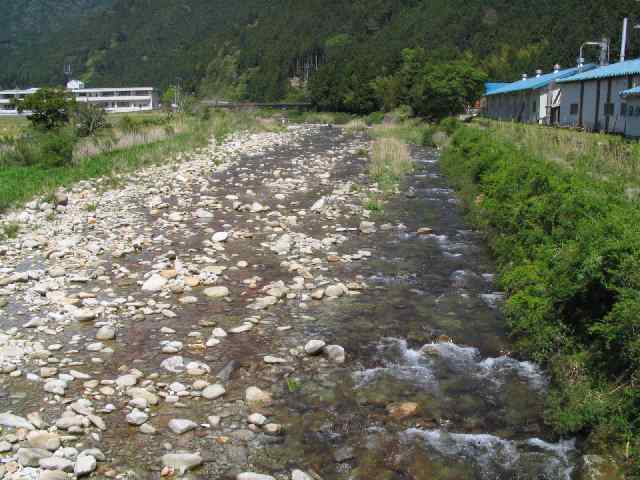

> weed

[
  {"left": 1, "top": 222, "right": 20, "bottom": 239},
  {"left": 369, "top": 138, "right": 413, "bottom": 192},
  {"left": 286, "top": 377, "right": 301, "bottom": 393},
  {"left": 85, "top": 202, "right": 97, "bottom": 212}
]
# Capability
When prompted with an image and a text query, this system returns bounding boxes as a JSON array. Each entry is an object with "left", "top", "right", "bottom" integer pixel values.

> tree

[
  {"left": 411, "top": 58, "right": 487, "bottom": 119},
  {"left": 73, "top": 102, "right": 108, "bottom": 137},
  {"left": 13, "top": 87, "right": 76, "bottom": 130}
]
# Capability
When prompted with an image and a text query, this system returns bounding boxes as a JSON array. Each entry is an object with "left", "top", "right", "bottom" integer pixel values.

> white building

[
  {"left": 0, "top": 81, "right": 158, "bottom": 116},
  {"left": 557, "top": 58, "right": 640, "bottom": 136},
  {"left": 485, "top": 65, "right": 596, "bottom": 125}
]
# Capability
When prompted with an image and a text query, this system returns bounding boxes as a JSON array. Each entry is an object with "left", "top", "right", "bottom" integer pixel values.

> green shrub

[
  {"left": 74, "top": 103, "right": 108, "bottom": 137},
  {"left": 366, "top": 111, "right": 385, "bottom": 125},
  {"left": 1, "top": 128, "right": 76, "bottom": 168},
  {"left": 442, "top": 126, "right": 640, "bottom": 468},
  {"left": 438, "top": 117, "right": 461, "bottom": 135}
]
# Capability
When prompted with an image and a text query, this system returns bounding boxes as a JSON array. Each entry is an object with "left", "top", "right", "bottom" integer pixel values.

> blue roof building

[
  {"left": 555, "top": 59, "right": 640, "bottom": 136},
  {"left": 484, "top": 65, "right": 596, "bottom": 125}
]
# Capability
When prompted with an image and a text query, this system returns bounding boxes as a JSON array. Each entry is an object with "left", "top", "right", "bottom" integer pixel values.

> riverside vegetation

[
  {"left": 442, "top": 121, "right": 640, "bottom": 475},
  {"left": 0, "top": 91, "right": 281, "bottom": 213}
]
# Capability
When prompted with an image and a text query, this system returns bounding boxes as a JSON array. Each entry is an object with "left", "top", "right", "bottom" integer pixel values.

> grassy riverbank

[
  {"left": 442, "top": 123, "right": 639, "bottom": 474},
  {"left": 0, "top": 111, "right": 275, "bottom": 213}
]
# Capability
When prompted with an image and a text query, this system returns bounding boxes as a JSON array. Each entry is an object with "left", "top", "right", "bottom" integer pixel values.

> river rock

[
  {"left": 237, "top": 474, "right": 275, "bottom": 480},
  {"left": 39, "top": 456, "right": 74, "bottom": 472},
  {"left": 168, "top": 419, "right": 198, "bottom": 434},
  {"left": 212, "top": 231, "right": 229, "bottom": 242},
  {"left": 126, "top": 409, "right": 148, "bottom": 425},
  {"left": 292, "top": 470, "right": 314, "bottom": 480},
  {"left": 96, "top": 325, "right": 116, "bottom": 340},
  {"left": 304, "top": 340, "right": 326, "bottom": 355},
  {"left": 17, "top": 447, "right": 50, "bottom": 467},
  {"left": 162, "top": 452, "right": 203, "bottom": 474},
  {"left": 245, "top": 386, "right": 272, "bottom": 406},
  {"left": 248, "top": 413, "right": 267, "bottom": 426},
  {"left": 359, "top": 221, "right": 376, "bottom": 234},
  {"left": 324, "top": 345, "right": 345, "bottom": 363},
  {"left": 127, "top": 387, "right": 159, "bottom": 405},
  {"left": 74, "top": 455, "right": 97, "bottom": 477},
  {"left": 0, "top": 412, "right": 35, "bottom": 430},
  {"left": 27, "top": 431, "right": 60, "bottom": 451},
  {"left": 202, "top": 384, "right": 226, "bottom": 400},
  {"left": 141, "top": 274, "right": 168, "bottom": 292},
  {"left": 204, "top": 286, "right": 230, "bottom": 298}
]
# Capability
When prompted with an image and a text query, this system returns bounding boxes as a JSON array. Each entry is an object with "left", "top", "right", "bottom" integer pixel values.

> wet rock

[
  {"left": 73, "top": 309, "right": 98, "bottom": 322},
  {"left": 127, "top": 388, "right": 159, "bottom": 405},
  {"left": 292, "top": 470, "right": 314, "bottom": 480},
  {"left": 212, "top": 231, "right": 230, "bottom": 242},
  {"left": 359, "top": 221, "right": 376, "bottom": 234},
  {"left": 264, "top": 355, "right": 286, "bottom": 364},
  {"left": 40, "top": 471, "right": 69, "bottom": 480},
  {"left": 263, "top": 423, "right": 282, "bottom": 435},
  {"left": 116, "top": 374, "right": 138, "bottom": 388},
  {"left": 304, "top": 340, "right": 326, "bottom": 355},
  {"left": 141, "top": 274, "right": 168, "bottom": 292},
  {"left": 237, "top": 474, "right": 275, "bottom": 480},
  {"left": 324, "top": 284, "right": 346, "bottom": 298},
  {"left": 96, "top": 325, "right": 116, "bottom": 341},
  {"left": 126, "top": 409, "right": 148, "bottom": 425},
  {"left": 161, "top": 356, "right": 186, "bottom": 373},
  {"left": 0, "top": 412, "right": 35, "bottom": 430},
  {"left": 168, "top": 419, "right": 198, "bottom": 434},
  {"left": 245, "top": 386, "right": 272, "bottom": 406},
  {"left": 27, "top": 431, "right": 60, "bottom": 451},
  {"left": 162, "top": 452, "right": 203, "bottom": 474},
  {"left": 247, "top": 413, "right": 267, "bottom": 426},
  {"left": 39, "top": 456, "right": 74, "bottom": 472},
  {"left": 216, "top": 360, "right": 240, "bottom": 382},
  {"left": 416, "top": 227, "right": 433, "bottom": 235},
  {"left": 44, "top": 379, "right": 67, "bottom": 395},
  {"left": 324, "top": 345, "right": 346, "bottom": 363},
  {"left": 202, "top": 384, "right": 226, "bottom": 400},
  {"left": 17, "top": 447, "right": 50, "bottom": 467},
  {"left": 74, "top": 455, "right": 97, "bottom": 477},
  {"left": 204, "top": 286, "right": 230, "bottom": 298}
]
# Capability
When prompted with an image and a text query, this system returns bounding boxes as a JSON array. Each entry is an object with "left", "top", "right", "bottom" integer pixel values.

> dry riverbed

[{"left": 0, "top": 124, "right": 587, "bottom": 479}]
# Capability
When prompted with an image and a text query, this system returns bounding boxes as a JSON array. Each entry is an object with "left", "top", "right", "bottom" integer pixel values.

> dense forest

[{"left": 2, "top": 0, "right": 639, "bottom": 110}]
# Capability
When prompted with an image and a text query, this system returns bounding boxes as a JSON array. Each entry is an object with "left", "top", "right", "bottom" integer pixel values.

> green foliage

[
  {"left": 3, "top": 0, "right": 640, "bottom": 106},
  {"left": 73, "top": 103, "right": 108, "bottom": 137},
  {"left": 368, "top": 48, "right": 487, "bottom": 119},
  {"left": 0, "top": 222, "right": 20, "bottom": 240},
  {"left": 2, "top": 128, "right": 76, "bottom": 168},
  {"left": 441, "top": 126, "right": 640, "bottom": 469},
  {"left": 15, "top": 88, "right": 76, "bottom": 131}
]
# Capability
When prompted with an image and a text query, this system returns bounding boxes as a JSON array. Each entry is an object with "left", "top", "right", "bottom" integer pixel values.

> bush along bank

[{"left": 441, "top": 126, "right": 639, "bottom": 475}]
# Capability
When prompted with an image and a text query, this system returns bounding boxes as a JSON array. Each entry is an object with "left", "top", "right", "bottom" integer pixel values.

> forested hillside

[
  {"left": 0, "top": 0, "right": 114, "bottom": 88},
  {"left": 2, "top": 0, "right": 639, "bottom": 105}
]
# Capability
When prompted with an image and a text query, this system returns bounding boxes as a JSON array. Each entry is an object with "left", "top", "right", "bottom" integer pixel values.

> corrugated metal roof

[
  {"left": 485, "top": 82, "right": 508, "bottom": 94},
  {"left": 486, "top": 65, "right": 595, "bottom": 96},
  {"left": 558, "top": 59, "right": 640, "bottom": 83},
  {"left": 620, "top": 86, "right": 640, "bottom": 98}
]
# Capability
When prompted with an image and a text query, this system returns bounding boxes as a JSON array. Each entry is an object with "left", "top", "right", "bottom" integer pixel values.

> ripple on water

[
  {"left": 403, "top": 428, "right": 576, "bottom": 480},
  {"left": 353, "top": 338, "right": 547, "bottom": 391}
]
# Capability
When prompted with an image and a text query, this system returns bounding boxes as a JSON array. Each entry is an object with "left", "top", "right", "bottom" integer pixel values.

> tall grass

[
  {"left": 344, "top": 118, "right": 368, "bottom": 133},
  {"left": 369, "top": 138, "right": 413, "bottom": 192},
  {"left": 370, "top": 118, "right": 434, "bottom": 146},
  {"left": 479, "top": 119, "right": 640, "bottom": 183}
]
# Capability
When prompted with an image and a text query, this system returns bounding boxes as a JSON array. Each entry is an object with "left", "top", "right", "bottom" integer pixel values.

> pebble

[
  {"left": 162, "top": 452, "right": 203, "bottom": 474},
  {"left": 168, "top": 419, "right": 198, "bottom": 434},
  {"left": 74, "top": 454, "right": 97, "bottom": 477},
  {"left": 324, "top": 345, "right": 346, "bottom": 363},
  {"left": 202, "top": 384, "right": 226, "bottom": 400},
  {"left": 126, "top": 409, "right": 149, "bottom": 426}
]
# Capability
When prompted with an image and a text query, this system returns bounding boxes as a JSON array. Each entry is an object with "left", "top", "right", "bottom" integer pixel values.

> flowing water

[{"left": 256, "top": 138, "right": 580, "bottom": 479}]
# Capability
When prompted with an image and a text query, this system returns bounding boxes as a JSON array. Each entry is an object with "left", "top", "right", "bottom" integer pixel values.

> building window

[
  {"left": 570, "top": 104, "right": 579, "bottom": 115},
  {"left": 604, "top": 103, "right": 615, "bottom": 116},
  {"left": 532, "top": 101, "right": 537, "bottom": 113},
  {"left": 621, "top": 103, "right": 628, "bottom": 117}
]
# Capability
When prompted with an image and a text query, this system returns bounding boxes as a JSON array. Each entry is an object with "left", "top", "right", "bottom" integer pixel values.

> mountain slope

[{"left": 2, "top": 0, "right": 638, "bottom": 98}]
